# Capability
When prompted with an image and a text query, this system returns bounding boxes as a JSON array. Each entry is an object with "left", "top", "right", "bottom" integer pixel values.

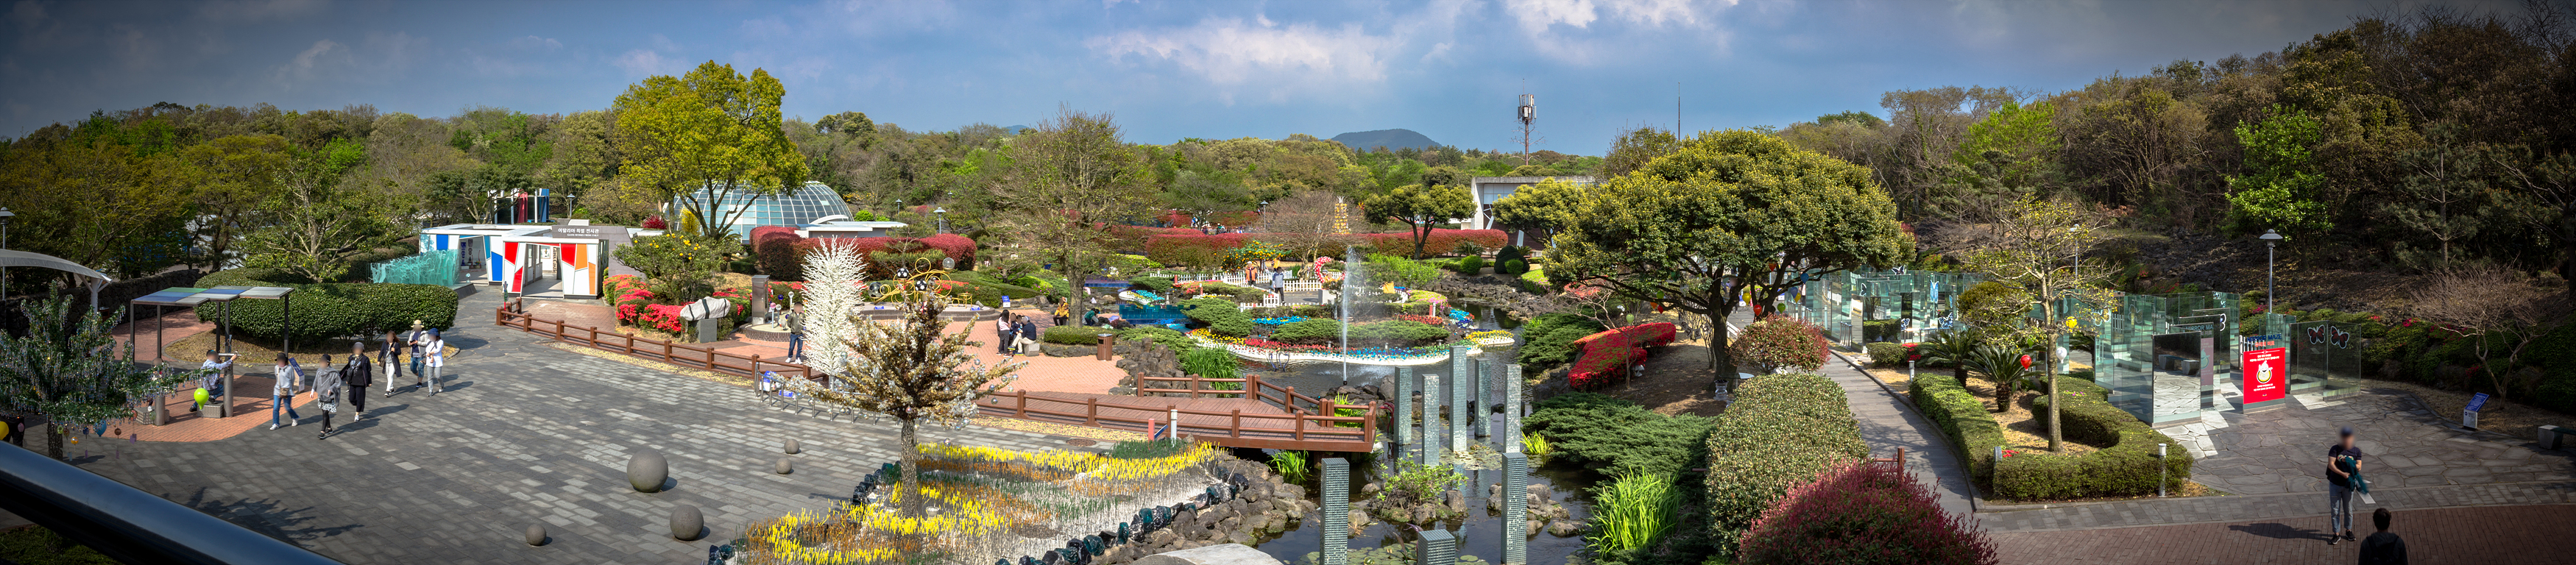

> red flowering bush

[
  {"left": 634, "top": 304, "right": 686, "bottom": 333},
  {"left": 641, "top": 216, "right": 667, "bottom": 230},
  {"left": 1737, "top": 460, "right": 1997, "bottom": 565},
  {"left": 751, "top": 226, "right": 807, "bottom": 280},
  {"left": 1733, "top": 316, "right": 1828, "bottom": 372},
  {"left": 1144, "top": 233, "right": 1253, "bottom": 266},
  {"left": 1568, "top": 346, "right": 1641, "bottom": 390},
  {"left": 1359, "top": 229, "right": 1506, "bottom": 256},
  {"left": 1394, "top": 314, "right": 1451, "bottom": 326}
]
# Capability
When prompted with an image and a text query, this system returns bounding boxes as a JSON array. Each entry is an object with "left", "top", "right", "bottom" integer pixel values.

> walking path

[
  {"left": 41, "top": 288, "right": 1105, "bottom": 565},
  {"left": 1727, "top": 310, "right": 1980, "bottom": 520},
  {"left": 1991, "top": 503, "right": 2576, "bottom": 564}
]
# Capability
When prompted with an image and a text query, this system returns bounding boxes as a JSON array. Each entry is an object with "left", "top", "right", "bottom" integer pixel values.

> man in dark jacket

[
  {"left": 344, "top": 342, "right": 373, "bottom": 417},
  {"left": 2358, "top": 508, "right": 2407, "bottom": 564}
]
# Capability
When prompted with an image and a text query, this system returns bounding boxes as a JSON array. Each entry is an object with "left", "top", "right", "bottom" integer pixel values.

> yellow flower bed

[{"left": 744, "top": 444, "right": 1222, "bottom": 564}]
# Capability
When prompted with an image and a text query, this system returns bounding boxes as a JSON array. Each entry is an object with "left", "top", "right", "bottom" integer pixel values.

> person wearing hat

[
  {"left": 405, "top": 321, "right": 431, "bottom": 391},
  {"left": 2326, "top": 426, "right": 2366, "bottom": 544}
]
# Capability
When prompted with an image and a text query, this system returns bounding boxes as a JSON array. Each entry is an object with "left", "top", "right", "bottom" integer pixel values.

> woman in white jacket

[
  {"left": 418, "top": 328, "right": 445, "bottom": 394},
  {"left": 269, "top": 352, "right": 303, "bottom": 430}
]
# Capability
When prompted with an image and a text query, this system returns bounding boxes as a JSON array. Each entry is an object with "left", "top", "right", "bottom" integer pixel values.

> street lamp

[
  {"left": 934, "top": 207, "right": 947, "bottom": 234},
  {"left": 2259, "top": 230, "right": 2284, "bottom": 311}
]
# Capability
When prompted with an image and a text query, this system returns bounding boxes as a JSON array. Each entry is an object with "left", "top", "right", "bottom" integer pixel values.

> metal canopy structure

[{"left": 130, "top": 285, "right": 294, "bottom": 424}]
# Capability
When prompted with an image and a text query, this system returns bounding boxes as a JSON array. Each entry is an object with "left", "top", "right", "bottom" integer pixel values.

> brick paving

[
  {"left": 2184, "top": 391, "right": 2576, "bottom": 495},
  {"left": 54, "top": 288, "right": 1105, "bottom": 565},
  {"left": 1990, "top": 504, "right": 2576, "bottom": 564},
  {"left": 524, "top": 299, "right": 1128, "bottom": 395}
]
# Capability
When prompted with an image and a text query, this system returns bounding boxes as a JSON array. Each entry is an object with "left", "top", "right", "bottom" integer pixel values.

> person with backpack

[
  {"left": 311, "top": 354, "right": 345, "bottom": 439},
  {"left": 269, "top": 353, "right": 303, "bottom": 430},
  {"left": 417, "top": 328, "right": 445, "bottom": 394},
  {"left": 342, "top": 342, "right": 372, "bottom": 417}
]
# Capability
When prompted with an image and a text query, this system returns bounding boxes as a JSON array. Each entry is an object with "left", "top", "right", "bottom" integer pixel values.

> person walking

[
  {"left": 269, "top": 353, "right": 304, "bottom": 430},
  {"left": 418, "top": 328, "right": 446, "bottom": 394},
  {"left": 311, "top": 354, "right": 344, "bottom": 439},
  {"left": 342, "top": 342, "right": 372, "bottom": 417},
  {"left": 406, "top": 321, "right": 431, "bottom": 392},
  {"left": 2358, "top": 508, "right": 2407, "bottom": 564},
  {"left": 379, "top": 330, "right": 403, "bottom": 397},
  {"left": 785, "top": 308, "right": 805, "bottom": 364},
  {"left": 1269, "top": 268, "right": 1285, "bottom": 299},
  {"left": 2327, "top": 426, "right": 2366, "bottom": 544},
  {"left": 1016, "top": 316, "right": 1039, "bottom": 355}
]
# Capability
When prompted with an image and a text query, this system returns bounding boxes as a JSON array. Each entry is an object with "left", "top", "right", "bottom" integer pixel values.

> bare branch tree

[{"left": 2408, "top": 264, "right": 2571, "bottom": 400}]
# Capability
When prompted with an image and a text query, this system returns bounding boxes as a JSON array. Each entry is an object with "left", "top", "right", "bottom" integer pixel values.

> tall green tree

[
  {"left": 1549, "top": 130, "right": 1911, "bottom": 372},
  {"left": 994, "top": 107, "right": 1157, "bottom": 321},
  {"left": 1598, "top": 127, "right": 1682, "bottom": 180},
  {"left": 1361, "top": 183, "right": 1473, "bottom": 259},
  {"left": 0, "top": 297, "right": 197, "bottom": 460},
  {"left": 2383, "top": 123, "right": 2497, "bottom": 268},
  {"left": 243, "top": 138, "right": 393, "bottom": 282},
  {"left": 178, "top": 134, "right": 294, "bottom": 269},
  {"left": 612, "top": 61, "right": 808, "bottom": 241},
  {"left": 1489, "top": 177, "right": 1586, "bottom": 242},
  {"left": 2225, "top": 106, "right": 2333, "bottom": 238}
]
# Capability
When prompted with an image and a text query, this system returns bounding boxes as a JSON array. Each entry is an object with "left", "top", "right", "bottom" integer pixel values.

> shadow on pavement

[
  {"left": 180, "top": 487, "right": 365, "bottom": 546},
  {"left": 2227, "top": 522, "right": 2326, "bottom": 541}
]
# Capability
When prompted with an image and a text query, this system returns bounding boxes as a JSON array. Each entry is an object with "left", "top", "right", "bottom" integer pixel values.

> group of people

[
  {"left": 996, "top": 313, "right": 1041, "bottom": 356},
  {"left": 194, "top": 321, "right": 447, "bottom": 440}
]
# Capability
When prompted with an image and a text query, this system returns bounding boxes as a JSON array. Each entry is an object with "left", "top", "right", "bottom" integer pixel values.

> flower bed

[{"left": 743, "top": 443, "right": 1222, "bottom": 565}]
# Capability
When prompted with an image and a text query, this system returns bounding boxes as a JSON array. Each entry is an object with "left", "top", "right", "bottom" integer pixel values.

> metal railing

[
  {"left": 0, "top": 444, "right": 345, "bottom": 565},
  {"left": 494, "top": 301, "right": 814, "bottom": 383},
  {"left": 977, "top": 391, "right": 1378, "bottom": 452}
]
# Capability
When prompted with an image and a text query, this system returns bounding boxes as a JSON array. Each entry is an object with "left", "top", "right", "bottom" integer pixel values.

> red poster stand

[{"left": 2241, "top": 343, "right": 2287, "bottom": 408}]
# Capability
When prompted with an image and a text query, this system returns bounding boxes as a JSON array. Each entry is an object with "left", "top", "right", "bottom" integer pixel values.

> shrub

[
  {"left": 1041, "top": 324, "right": 1101, "bottom": 346},
  {"left": 1589, "top": 472, "right": 1686, "bottom": 557},
  {"left": 1494, "top": 245, "right": 1527, "bottom": 266},
  {"left": 0, "top": 525, "right": 118, "bottom": 565},
  {"left": 1736, "top": 461, "right": 1998, "bottom": 565},
  {"left": 1132, "top": 276, "right": 1176, "bottom": 294},
  {"left": 1733, "top": 316, "right": 1827, "bottom": 372},
  {"left": 1862, "top": 319, "right": 1901, "bottom": 342},
  {"left": 189, "top": 269, "right": 459, "bottom": 343},
  {"left": 2000, "top": 377, "right": 2193, "bottom": 500},
  {"left": 1454, "top": 256, "right": 1486, "bottom": 275},
  {"left": 1178, "top": 296, "right": 1257, "bottom": 337},
  {"left": 1359, "top": 229, "right": 1507, "bottom": 256},
  {"left": 1526, "top": 392, "right": 1716, "bottom": 477},
  {"left": 1117, "top": 325, "right": 1200, "bottom": 358},
  {"left": 1180, "top": 347, "right": 1241, "bottom": 380},
  {"left": 1497, "top": 258, "right": 1527, "bottom": 276},
  {"left": 1908, "top": 365, "right": 2009, "bottom": 486},
  {"left": 1865, "top": 341, "right": 1910, "bottom": 367},
  {"left": 1706, "top": 374, "right": 1867, "bottom": 553},
  {"left": 1518, "top": 314, "right": 1605, "bottom": 372}
]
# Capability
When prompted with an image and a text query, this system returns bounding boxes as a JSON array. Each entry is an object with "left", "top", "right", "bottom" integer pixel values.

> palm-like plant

[
  {"left": 1965, "top": 344, "right": 2036, "bottom": 413},
  {"left": 0, "top": 297, "right": 197, "bottom": 459},
  {"left": 1917, "top": 330, "right": 1981, "bottom": 388}
]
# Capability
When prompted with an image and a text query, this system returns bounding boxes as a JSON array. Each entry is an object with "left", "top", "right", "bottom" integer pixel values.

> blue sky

[{"left": 0, "top": 0, "right": 2514, "bottom": 153}]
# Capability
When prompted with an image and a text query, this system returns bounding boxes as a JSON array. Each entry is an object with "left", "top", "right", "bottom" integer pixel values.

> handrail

[
  {"left": 1131, "top": 374, "right": 1331, "bottom": 415},
  {"left": 493, "top": 305, "right": 813, "bottom": 383},
  {"left": 0, "top": 444, "right": 347, "bottom": 565},
  {"left": 980, "top": 391, "right": 1377, "bottom": 449}
]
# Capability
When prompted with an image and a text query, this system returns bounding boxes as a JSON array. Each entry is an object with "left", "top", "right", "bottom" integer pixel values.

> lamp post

[
  {"left": 2259, "top": 230, "right": 2284, "bottom": 311},
  {"left": 934, "top": 207, "right": 947, "bottom": 234}
]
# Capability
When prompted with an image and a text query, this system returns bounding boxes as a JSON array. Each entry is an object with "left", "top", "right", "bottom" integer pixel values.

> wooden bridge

[{"left": 495, "top": 302, "right": 1379, "bottom": 452}]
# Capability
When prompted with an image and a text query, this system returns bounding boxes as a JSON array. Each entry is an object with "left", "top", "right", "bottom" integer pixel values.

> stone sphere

[
  {"left": 628, "top": 450, "right": 668, "bottom": 493},
  {"left": 783, "top": 438, "right": 802, "bottom": 455},
  {"left": 670, "top": 505, "right": 704, "bottom": 540},
  {"left": 524, "top": 524, "right": 547, "bottom": 546},
  {"left": 774, "top": 457, "right": 793, "bottom": 475}
]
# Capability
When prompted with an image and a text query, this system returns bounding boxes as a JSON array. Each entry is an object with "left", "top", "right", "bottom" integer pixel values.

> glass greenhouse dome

[{"left": 679, "top": 181, "right": 854, "bottom": 238}]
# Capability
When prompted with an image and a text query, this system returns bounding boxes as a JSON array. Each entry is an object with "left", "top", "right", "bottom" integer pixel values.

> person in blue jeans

[
  {"left": 2326, "top": 426, "right": 2364, "bottom": 544},
  {"left": 269, "top": 352, "right": 303, "bottom": 430}
]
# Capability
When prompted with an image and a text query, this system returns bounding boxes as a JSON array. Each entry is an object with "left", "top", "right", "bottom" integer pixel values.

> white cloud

[
  {"left": 1502, "top": 0, "right": 1731, "bottom": 63},
  {"left": 1506, "top": 0, "right": 1599, "bottom": 34},
  {"left": 1088, "top": 17, "right": 1401, "bottom": 102},
  {"left": 268, "top": 32, "right": 422, "bottom": 88},
  {"left": 613, "top": 49, "right": 670, "bottom": 77}
]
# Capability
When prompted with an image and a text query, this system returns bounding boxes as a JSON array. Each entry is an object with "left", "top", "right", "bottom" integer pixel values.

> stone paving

[
  {"left": 58, "top": 289, "right": 1099, "bottom": 565},
  {"left": 1991, "top": 503, "right": 2576, "bottom": 564},
  {"left": 2179, "top": 388, "right": 2575, "bottom": 496}
]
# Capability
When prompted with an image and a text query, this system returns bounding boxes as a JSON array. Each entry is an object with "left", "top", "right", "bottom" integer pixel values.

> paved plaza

[
  {"left": 1992, "top": 503, "right": 2576, "bottom": 564},
  {"left": 61, "top": 291, "right": 1095, "bottom": 565}
]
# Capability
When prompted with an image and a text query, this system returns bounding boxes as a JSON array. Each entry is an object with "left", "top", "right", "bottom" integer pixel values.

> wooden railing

[
  {"left": 977, "top": 390, "right": 1379, "bottom": 452},
  {"left": 1133, "top": 374, "right": 1326, "bottom": 413},
  {"left": 495, "top": 301, "right": 814, "bottom": 383}
]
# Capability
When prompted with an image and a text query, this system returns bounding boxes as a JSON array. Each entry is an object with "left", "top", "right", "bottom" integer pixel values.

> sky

[{"left": 0, "top": 0, "right": 2529, "bottom": 154}]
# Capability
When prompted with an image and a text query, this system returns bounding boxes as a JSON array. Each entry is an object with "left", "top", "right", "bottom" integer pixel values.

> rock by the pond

[
  {"left": 670, "top": 505, "right": 704, "bottom": 540},
  {"left": 627, "top": 449, "right": 668, "bottom": 493},
  {"left": 1546, "top": 519, "right": 1582, "bottom": 537},
  {"left": 525, "top": 524, "right": 547, "bottom": 546},
  {"left": 1133, "top": 543, "right": 1282, "bottom": 565}
]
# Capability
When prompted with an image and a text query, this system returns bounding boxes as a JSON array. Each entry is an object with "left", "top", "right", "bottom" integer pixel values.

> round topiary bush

[
  {"left": 1736, "top": 461, "right": 1996, "bottom": 565},
  {"left": 1733, "top": 316, "right": 1828, "bottom": 372}
]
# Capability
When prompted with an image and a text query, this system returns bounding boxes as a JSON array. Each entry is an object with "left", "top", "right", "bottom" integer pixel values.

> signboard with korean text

[{"left": 2240, "top": 334, "right": 2287, "bottom": 408}]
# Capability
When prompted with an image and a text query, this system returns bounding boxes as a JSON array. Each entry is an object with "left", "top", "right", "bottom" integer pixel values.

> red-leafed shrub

[
  {"left": 642, "top": 216, "right": 667, "bottom": 230},
  {"left": 1144, "top": 233, "right": 1252, "bottom": 266},
  {"left": 1113, "top": 224, "right": 1205, "bottom": 250},
  {"left": 1733, "top": 316, "right": 1828, "bottom": 372},
  {"left": 1737, "top": 460, "right": 1998, "bottom": 565},
  {"left": 1569, "top": 346, "right": 1641, "bottom": 390},
  {"left": 1361, "top": 229, "right": 1507, "bottom": 256},
  {"left": 792, "top": 235, "right": 977, "bottom": 279},
  {"left": 913, "top": 233, "right": 978, "bottom": 270},
  {"left": 751, "top": 227, "right": 807, "bottom": 280}
]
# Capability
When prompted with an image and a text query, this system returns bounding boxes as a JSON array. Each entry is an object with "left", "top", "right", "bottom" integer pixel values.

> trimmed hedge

[
  {"left": 1865, "top": 341, "right": 1912, "bottom": 368},
  {"left": 1526, "top": 392, "right": 1716, "bottom": 477},
  {"left": 1178, "top": 296, "right": 1257, "bottom": 337},
  {"left": 1908, "top": 366, "right": 2009, "bottom": 488},
  {"left": 1706, "top": 374, "right": 1869, "bottom": 552},
  {"left": 2000, "top": 377, "right": 2193, "bottom": 500},
  {"left": 190, "top": 268, "right": 459, "bottom": 343},
  {"left": 1041, "top": 324, "right": 1101, "bottom": 346},
  {"left": 1359, "top": 229, "right": 1507, "bottom": 256}
]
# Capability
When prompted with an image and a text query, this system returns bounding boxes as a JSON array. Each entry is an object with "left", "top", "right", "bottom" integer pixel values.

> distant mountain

[{"left": 1330, "top": 129, "right": 1440, "bottom": 152}]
